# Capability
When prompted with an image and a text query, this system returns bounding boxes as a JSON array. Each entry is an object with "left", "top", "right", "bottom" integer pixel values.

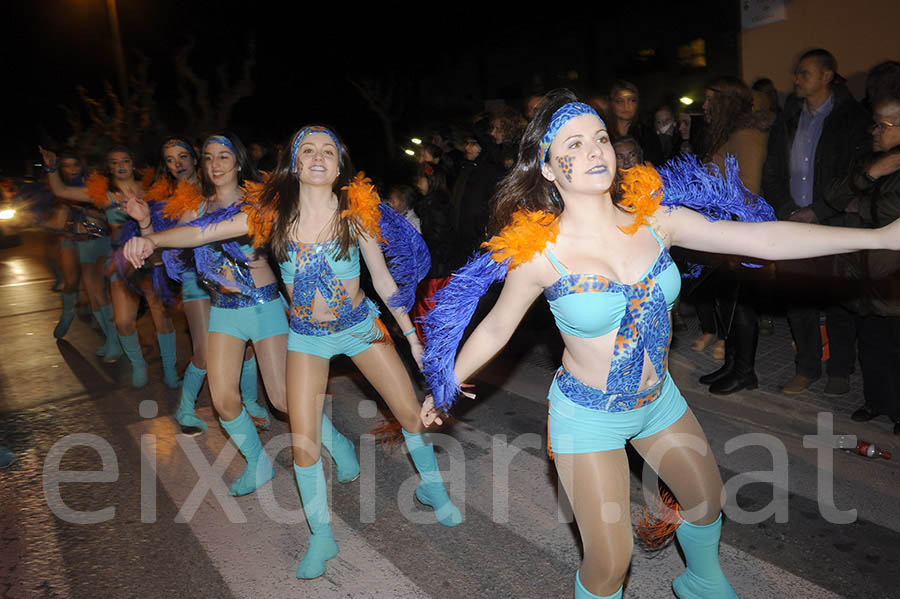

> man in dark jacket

[{"left": 762, "top": 48, "right": 870, "bottom": 395}]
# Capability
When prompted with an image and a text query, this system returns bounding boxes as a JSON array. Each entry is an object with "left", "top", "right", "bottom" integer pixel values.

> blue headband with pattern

[
  {"left": 539, "top": 102, "right": 603, "bottom": 162},
  {"left": 164, "top": 139, "right": 197, "bottom": 160},
  {"left": 290, "top": 126, "right": 342, "bottom": 170},
  {"left": 204, "top": 135, "right": 236, "bottom": 155}
]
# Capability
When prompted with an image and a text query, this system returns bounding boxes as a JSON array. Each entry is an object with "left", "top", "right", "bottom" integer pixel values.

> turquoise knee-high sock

[
  {"left": 219, "top": 408, "right": 274, "bottom": 496},
  {"left": 239, "top": 356, "right": 269, "bottom": 429},
  {"left": 96, "top": 304, "right": 121, "bottom": 361},
  {"left": 54, "top": 293, "right": 77, "bottom": 338},
  {"left": 402, "top": 429, "right": 462, "bottom": 526},
  {"left": 575, "top": 570, "right": 623, "bottom": 599},
  {"left": 157, "top": 332, "right": 180, "bottom": 388},
  {"left": 294, "top": 458, "right": 339, "bottom": 579},
  {"left": 175, "top": 362, "right": 207, "bottom": 432},
  {"left": 672, "top": 514, "right": 738, "bottom": 599},
  {"left": 321, "top": 413, "right": 359, "bottom": 483},
  {"left": 118, "top": 332, "right": 148, "bottom": 388}
]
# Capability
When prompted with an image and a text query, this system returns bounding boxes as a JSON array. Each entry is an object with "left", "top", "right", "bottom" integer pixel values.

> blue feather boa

[
  {"left": 378, "top": 204, "right": 431, "bottom": 311},
  {"left": 421, "top": 252, "right": 509, "bottom": 411}
]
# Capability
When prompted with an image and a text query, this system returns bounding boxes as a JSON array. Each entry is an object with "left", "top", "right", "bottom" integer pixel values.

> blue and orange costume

[{"left": 423, "top": 139, "right": 773, "bottom": 598}]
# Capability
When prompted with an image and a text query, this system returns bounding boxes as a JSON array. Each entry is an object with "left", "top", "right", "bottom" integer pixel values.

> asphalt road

[{"left": 2, "top": 231, "right": 897, "bottom": 598}]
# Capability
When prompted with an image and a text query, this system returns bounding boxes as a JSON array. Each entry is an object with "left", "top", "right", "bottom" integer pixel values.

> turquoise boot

[
  {"left": 402, "top": 429, "right": 462, "bottom": 526},
  {"left": 321, "top": 413, "right": 359, "bottom": 483},
  {"left": 97, "top": 304, "right": 122, "bottom": 362},
  {"left": 239, "top": 356, "right": 270, "bottom": 430},
  {"left": 672, "top": 514, "right": 738, "bottom": 599},
  {"left": 294, "top": 458, "right": 339, "bottom": 579},
  {"left": 0, "top": 445, "right": 16, "bottom": 469},
  {"left": 175, "top": 362, "right": 208, "bottom": 435},
  {"left": 118, "top": 332, "right": 148, "bottom": 388},
  {"left": 54, "top": 293, "right": 77, "bottom": 338},
  {"left": 575, "top": 570, "right": 622, "bottom": 598},
  {"left": 219, "top": 408, "right": 274, "bottom": 496},
  {"left": 157, "top": 332, "right": 180, "bottom": 388}
]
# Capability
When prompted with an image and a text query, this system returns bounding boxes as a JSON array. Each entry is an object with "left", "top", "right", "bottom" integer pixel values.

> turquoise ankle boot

[
  {"left": 575, "top": 570, "right": 622, "bottom": 598},
  {"left": 239, "top": 356, "right": 270, "bottom": 429},
  {"left": 54, "top": 293, "right": 77, "bottom": 338},
  {"left": 175, "top": 362, "right": 207, "bottom": 435},
  {"left": 321, "top": 413, "right": 359, "bottom": 483},
  {"left": 294, "top": 458, "right": 339, "bottom": 579},
  {"left": 157, "top": 332, "right": 180, "bottom": 388},
  {"left": 402, "top": 429, "right": 462, "bottom": 526},
  {"left": 672, "top": 514, "right": 738, "bottom": 599},
  {"left": 118, "top": 333, "right": 148, "bottom": 388},
  {"left": 219, "top": 408, "right": 274, "bottom": 496}
]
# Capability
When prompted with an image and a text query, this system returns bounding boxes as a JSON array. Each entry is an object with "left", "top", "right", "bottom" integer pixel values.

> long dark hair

[
  {"left": 489, "top": 88, "right": 579, "bottom": 237},
  {"left": 702, "top": 76, "right": 753, "bottom": 159},
  {"left": 155, "top": 135, "right": 198, "bottom": 187},
  {"left": 199, "top": 133, "right": 259, "bottom": 198},
  {"left": 257, "top": 125, "right": 356, "bottom": 263}
]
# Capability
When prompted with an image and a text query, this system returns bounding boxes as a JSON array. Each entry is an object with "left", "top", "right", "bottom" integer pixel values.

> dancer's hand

[
  {"left": 123, "top": 236, "right": 156, "bottom": 269},
  {"left": 408, "top": 334, "right": 424, "bottom": 370},
  {"left": 38, "top": 146, "right": 57, "bottom": 168},
  {"left": 124, "top": 195, "right": 150, "bottom": 226},
  {"left": 420, "top": 395, "right": 445, "bottom": 427}
]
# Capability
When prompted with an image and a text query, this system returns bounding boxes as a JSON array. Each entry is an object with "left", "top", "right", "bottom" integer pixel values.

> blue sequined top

[{"left": 280, "top": 240, "right": 373, "bottom": 336}]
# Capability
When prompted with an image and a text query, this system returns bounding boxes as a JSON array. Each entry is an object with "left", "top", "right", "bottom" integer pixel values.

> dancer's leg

[
  {"left": 351, "top": 342, "right": 460, "bottom": 525},
  {"left": 554, "top": 450, "right": 632, "bottom": 598},
  {"left": 631, "top": 410, "right": 736, "bottom": 599},
  {"left": 53, "top": 243, "right": 80, "bottom": 338},
  {"left": 176, "top": 298, "right": 211, "bottom": 434},
  {"left": 209, "top": 331, "right": 273, "bottom": 496},
  {"left": 111, "top": 280, "right": 146, "bottom": 387},
  {"left": 145, "top": 288, "right": 178, "bottom": 387}
]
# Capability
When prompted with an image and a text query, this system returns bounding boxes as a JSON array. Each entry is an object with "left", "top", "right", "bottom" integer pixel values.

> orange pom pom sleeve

[
  {"left": 340, "top": 172, "right": 383, "bottom": 242},
  {"left": 238, "top": 180, "right": 276, "bottom": 248},
  {"left": 617, "top": 165, "right": 664, "bottom": 235},
  {"left": 482, "top": 209, "right": 559, "bottom": 270},
  {"left": 161, "top": 180, "right": 204, "bottom": 222}
]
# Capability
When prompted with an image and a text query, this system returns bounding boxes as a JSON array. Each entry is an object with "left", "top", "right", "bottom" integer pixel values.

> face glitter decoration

[
  {"left": 540, "top": 102, "right": 603, "bottom": 162},
  {"left": 556, "top": 155, "right": 575, "bottom": 182}
]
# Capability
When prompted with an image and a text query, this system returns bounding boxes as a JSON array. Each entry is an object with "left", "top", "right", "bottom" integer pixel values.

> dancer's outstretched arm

[
  {"left": 123, "top": 212, "right": 249, "bottom": 268},
  {"left": 657, "top": 206, "right": 900, "bottom": 259},
  {"left": 358, "top": 232, "right": 425, "bottom": 368},
  {"left": 421, "top": 260, "right": 543, "bottom": 425}
]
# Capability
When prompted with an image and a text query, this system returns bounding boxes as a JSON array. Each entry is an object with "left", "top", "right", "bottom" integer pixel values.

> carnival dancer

[
  {"left": 122, "top": 133, "right": 359, "bottom": 498},
  {"left": 129, "top": 137, "right": 268, "bottom": 436},
  {"left": 40, "top": 145, "right": 178, "bottom": 388},
  {"left": 255, "top": 125, "right": 457, "bottom": 579},
  {"left": 420, "top": 89, "right": 900, "bottom": 599},
  {"left": 45, "top": 150, "right": 120, "bottom": 361}
]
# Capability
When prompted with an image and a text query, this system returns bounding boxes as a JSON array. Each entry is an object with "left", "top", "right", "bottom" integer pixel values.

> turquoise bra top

[
  {"left": 543, "top": 226, "right": 681, "bottom": 394},
  {"left": 543, "top": 227, "right": 680, "bottom": 339},
  {"left": 279, "top": 241, "right": 360, "bottom": 286}
]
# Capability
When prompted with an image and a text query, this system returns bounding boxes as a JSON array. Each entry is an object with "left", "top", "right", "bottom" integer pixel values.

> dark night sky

[{"left": 3, "top": 1, "right": 738, "bottom": 177}]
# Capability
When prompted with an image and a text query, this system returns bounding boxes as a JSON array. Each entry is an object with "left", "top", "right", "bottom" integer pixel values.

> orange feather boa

[
  {"left": 239, "top": 179, "right": 276, "bottom": 248},
  {"left": 161, "top": 180, "right": 204, "bottom": 222},
  {"left": 341, "top": 173, "right": 383, "bottom": 242},
  {"left": 482, "top": 209, "right": 559, "bottom": 269},
  {"left": 617, "top": 165, "right": 664, "bottom": 235},
  {"left": 85, "top": 172, "right": 109, "bottom": 209}
]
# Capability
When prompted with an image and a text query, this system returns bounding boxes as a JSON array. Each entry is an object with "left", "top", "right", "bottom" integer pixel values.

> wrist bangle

[
  {"left": 402, "top": 328, "right": 416, "bottom": 337},
  {"left": 44, "top": 164, "right": 58, "bottom": 174}
]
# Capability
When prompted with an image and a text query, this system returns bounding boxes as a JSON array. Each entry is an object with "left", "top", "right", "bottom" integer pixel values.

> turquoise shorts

[
  {"left": 181, "top": 271, "right": 210, "bottom": 303},
  {"left": 76, "top": 236, "right": 112, "bottom": 264},
  {"left": 208, "top": 298, "right": 287, "bottom": 342},
  {"left": 287, "top": 310, "right": 385, "bottom": 359},
  {"left": 548, "top": 369, "right": 687, "bottom": 454}
]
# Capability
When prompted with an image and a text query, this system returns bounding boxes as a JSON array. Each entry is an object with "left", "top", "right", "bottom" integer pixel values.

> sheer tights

[{"left": 554, "top": 408, "right": 724, "bottom": 596}]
